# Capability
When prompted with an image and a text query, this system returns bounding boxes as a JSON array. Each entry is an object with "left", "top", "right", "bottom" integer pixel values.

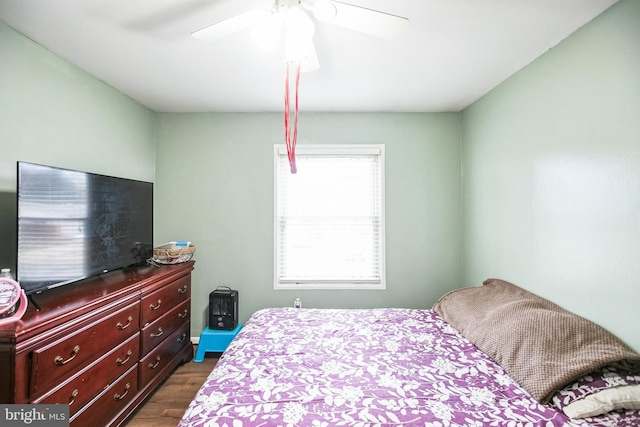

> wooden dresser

[{"left": 0, "top": 261, "right": 194, "bottom": 427}]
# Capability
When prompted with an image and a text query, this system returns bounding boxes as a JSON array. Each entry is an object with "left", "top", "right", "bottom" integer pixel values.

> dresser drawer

[
  {"left": 30, "top": 301, "right": 140, "bottom": 397},
  {"left": 140, "top": 323, "right": 190, "bottom": 387},
  {"left": 141, "top": 298, "right": 190, "bottom": 356},
  {"left": 33, "top": 333, "right": 140, "bottom": 416},
  {"left": 141, "top": 274, "right": 190, "bottom": 326},
  {"left": 70, "top": 364, "right": 138, "bottom": 427}
]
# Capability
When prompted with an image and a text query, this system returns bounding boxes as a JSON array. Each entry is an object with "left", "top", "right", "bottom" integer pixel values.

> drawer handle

[
  {"left": 178, "top": 285, "right": 188, "bottom": 294},
  {"left": 116, "top": 349, "right": 133, "bottom": 366},
  {"left": 148, "top": 356, "right": 161, "bottom": 369},
  {"left": 178, "top": 309, "right": 188, "bottom": 319},
  {"left": 54, "top": 345, "right": 80, "bottom": 366},
  {"left": 177, "top": 332, "right": 187, "bottom": 343},
  {"left": 69, "top": 389, "right": 79, "bottom": 405},
  {"left": 113, "top": 383, "right": 131, "bottom": 401},
  {"left": 150, "top": 327, "right": 163, "bottom": 338},
  {"left": 149, "top": 299, "right": 162, "bottom": 310},
  {"left": 116, "top": 316, "right": 133, "bottom": 330}
]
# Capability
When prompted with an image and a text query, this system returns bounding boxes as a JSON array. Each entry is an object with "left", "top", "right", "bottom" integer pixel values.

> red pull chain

[{"left": 284, "top": 61, "right": 301, "bottom": 174}]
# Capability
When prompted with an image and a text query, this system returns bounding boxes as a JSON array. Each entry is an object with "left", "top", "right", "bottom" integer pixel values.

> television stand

[
  {"left": 27, "top": 293, "right": 41, "bottom": 311},
  {"left": 0, "top": 261, "right": 195, "bottom": 427}
]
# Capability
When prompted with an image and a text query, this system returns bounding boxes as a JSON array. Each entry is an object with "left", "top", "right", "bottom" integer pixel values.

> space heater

[{"left": 209, "top": 286, "right": 238, "bottom": 330}]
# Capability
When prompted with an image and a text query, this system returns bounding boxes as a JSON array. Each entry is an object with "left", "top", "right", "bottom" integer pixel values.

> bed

[{"left": 179, "top": 279, "right": 640, "bottom": 426}]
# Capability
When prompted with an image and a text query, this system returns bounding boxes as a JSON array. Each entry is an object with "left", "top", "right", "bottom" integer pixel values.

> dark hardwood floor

[{"left": 123, "top": 348, "right": 218, "bottom": 427}]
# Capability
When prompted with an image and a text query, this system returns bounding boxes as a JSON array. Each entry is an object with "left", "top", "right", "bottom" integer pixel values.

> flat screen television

[{"left": 17, "top": 162, "right": 153, "bottom": 295}]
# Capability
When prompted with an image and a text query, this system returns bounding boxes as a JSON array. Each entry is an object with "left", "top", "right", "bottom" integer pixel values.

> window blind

[{"left": 274, "top": 145, "right": 385, "bottom": 289}]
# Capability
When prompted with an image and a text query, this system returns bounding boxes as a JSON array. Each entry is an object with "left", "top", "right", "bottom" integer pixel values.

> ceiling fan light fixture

[
  {"left": 283, "top": 7, "right": 317, "bottom": 70},
  {"left": 313, "top": 0, "right": 337, "bottom": 21},
  {"left": 297, "top": 40, "right": 320, "bottom": 72},
  {"left": 250, "top": 11, "right": 283, "bottom": 52},
  {"left": 284, "top": 7, "right": 315, "bottom": 41}
]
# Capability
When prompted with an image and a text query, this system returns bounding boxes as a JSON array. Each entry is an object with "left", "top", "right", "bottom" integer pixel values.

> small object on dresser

[
  {"left": 0, "top": 271, "right": 28, "bottom": 325},
  {"left": 0, "top": 268, "right": 13, "bottom": 280},
  {"left": 151, "top": 241, "right": 196, "bottom": 265}
]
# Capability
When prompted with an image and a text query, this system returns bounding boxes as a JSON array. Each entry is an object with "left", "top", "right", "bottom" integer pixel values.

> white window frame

[{"left": 274, "top": 144, "right": 386, "bottom": 290}]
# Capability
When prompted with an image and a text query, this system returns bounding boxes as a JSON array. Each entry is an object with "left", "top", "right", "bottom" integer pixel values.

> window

[{"left": 274, "top": 144, "right": 385, "bottom": 289}]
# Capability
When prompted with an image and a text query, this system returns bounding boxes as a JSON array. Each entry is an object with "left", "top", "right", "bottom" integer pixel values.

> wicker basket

[{"left": 152, "top": 242, "right": 196, "bottom": 265}]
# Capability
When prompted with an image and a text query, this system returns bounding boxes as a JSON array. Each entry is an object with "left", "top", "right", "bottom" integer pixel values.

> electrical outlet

[{"left": 294, "top": 298, "right": 302, "bottom": 308}]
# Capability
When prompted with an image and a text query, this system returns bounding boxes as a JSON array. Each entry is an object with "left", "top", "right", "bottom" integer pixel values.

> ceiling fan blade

[
  {"left": 315, "top": 1, "right": 409, "bottom": 40},
  {"left": 191, "top": 9, "right": 268, "bottom": 41}
]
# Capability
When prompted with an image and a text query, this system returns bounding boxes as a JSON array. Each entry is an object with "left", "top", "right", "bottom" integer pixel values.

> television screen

[{"left": 17, "top": 162, "right": 153, "bottom": 295}]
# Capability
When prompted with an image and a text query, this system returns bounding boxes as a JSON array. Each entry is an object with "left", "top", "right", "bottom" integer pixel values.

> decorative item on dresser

[{"left": 0, "top": 261, "right": 195, "bottom": 427}]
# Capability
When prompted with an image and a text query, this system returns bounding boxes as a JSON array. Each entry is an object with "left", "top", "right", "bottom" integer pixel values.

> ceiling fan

[
  {"left": 191, "top": 0, "right": 408, "bottom": 174},
  {"left": 191, "top": 0, "right": 409, "bottom": 71}
]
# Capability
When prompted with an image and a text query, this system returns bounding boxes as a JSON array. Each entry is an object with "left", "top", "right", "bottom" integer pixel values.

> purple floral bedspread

[{"left": 179, "top": 308, "right": 638, "bottom": 427}]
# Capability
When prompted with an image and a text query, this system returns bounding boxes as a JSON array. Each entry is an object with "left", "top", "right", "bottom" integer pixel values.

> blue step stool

[{"left": 194, "top": 324, "right": 243, "bottom": 362}]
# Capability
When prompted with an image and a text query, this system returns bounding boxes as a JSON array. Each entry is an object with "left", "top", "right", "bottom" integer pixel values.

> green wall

[
  {"left": 462, "top": 0, "right": 640, "bottom": 351},
  {"left": 154, "top": 113, "right": 462, "bottom": 331}
]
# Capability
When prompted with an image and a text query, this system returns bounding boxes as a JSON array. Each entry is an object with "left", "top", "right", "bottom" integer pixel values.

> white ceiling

[{"left": 0, "top": 0, "right": 617, "bottom": 113}]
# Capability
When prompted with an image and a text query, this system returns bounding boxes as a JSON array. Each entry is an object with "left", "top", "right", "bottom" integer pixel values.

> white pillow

[{"left": 563, "top": 385, "right": 640, "bottom": 419}]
